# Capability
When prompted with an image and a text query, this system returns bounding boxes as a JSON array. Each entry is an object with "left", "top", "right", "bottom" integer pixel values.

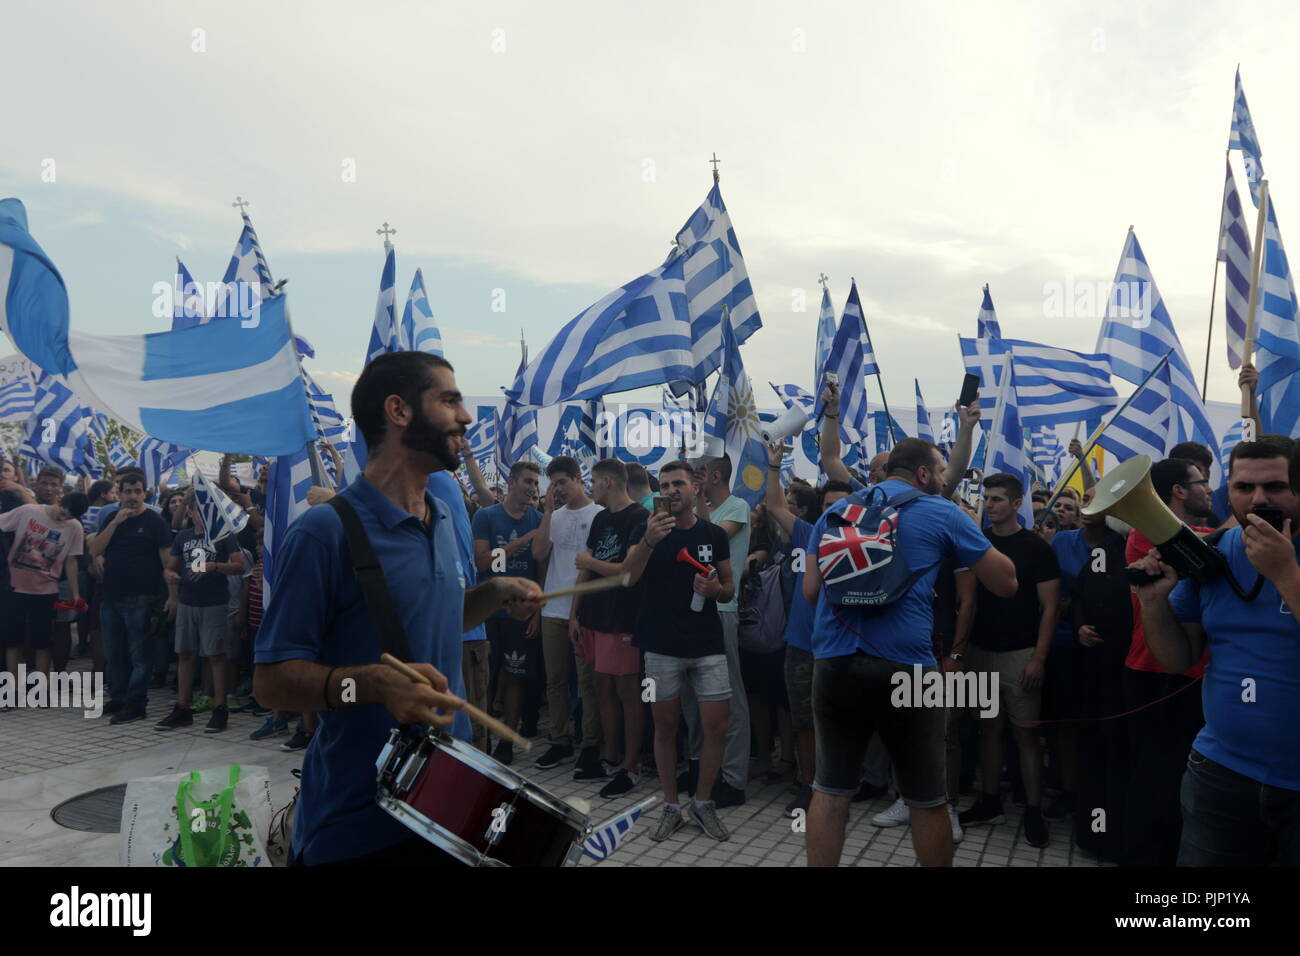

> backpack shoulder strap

[
  {"left": 886, "top": 487, "right": 927, "bottom": 509},
  {"left": 327, "top": 496, "right": 414, "bottom": 662}
]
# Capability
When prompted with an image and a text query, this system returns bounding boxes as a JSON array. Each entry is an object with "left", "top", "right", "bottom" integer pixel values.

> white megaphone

[
  {"left": 761, "top": 406, "right": 808, "bottom": 447},
  {"left": 696, "top": 434, "right": 726, "bottom": 459}
]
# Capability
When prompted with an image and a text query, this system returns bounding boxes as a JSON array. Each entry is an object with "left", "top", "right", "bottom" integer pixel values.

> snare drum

[{"left": 376, "top": 727, "right": 590, "bottom": 867}]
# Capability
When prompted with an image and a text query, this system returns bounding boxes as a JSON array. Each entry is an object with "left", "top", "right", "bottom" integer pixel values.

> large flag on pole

[
  {"left": 192, "top": 464, "right": 250, "bottom": 547},
  {"left": 366, "top": 246, "right": 398, "bottom": 364},
  {"left": 959, "top": 336, "right": 1118, "bottom": 426},
  {"left": 172, "top": 258, "right": 206, "bottom": 331},
  {"left": 701, "top": 310, "right": 769, "bottom": 506},
  {"left": 263, "top": 447, "right": 314, "bottom": 609},
  {"left": 1220, "top": 159, "right": 1253, "bottom": 370},
  {"left": 212, "top": 210, "right": 278, "bottom": 321},
  {"left": 914, "top": 379, "right": 934, "bottom": 443},
  {"left": 1229, "top": 68, "right": 1265, "bottom": 206},
  {"left": 814, "top": 280, "right": 871, "bottom": 440},
  {"left": 402, "top": 269, "right": 444, "bottom": 357},
  {"left": 1252, "top": 196, "right": 1300, "bottom": 438},
  {"left": 813, "top": 284, "right": 836, "bottom": 393},
  {"left": 976, "top": 284, "right": 1002, "bottom": 339},
  {"left": 1095, "top": 352, "right": 1175, "bottom": 464},
  {"left": 985, "top": 354, "right": 1033, "bottom": 527},
  {"left": 20, "top": 369, "right": 99, "bottom": 477}
]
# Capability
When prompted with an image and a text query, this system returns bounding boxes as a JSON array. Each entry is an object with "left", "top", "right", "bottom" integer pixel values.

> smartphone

[
  {"left": 1252, "top": 505, "right": 1286, "bottom": 532},
  {"left": 652, "top": 494, "right": 668, "bottom": 515},
  {"left": 824, "top": 371, "right": 839, "bottom": 386},
  {"left": 958, "top": 373, "right": 980, "bottom": 408}
]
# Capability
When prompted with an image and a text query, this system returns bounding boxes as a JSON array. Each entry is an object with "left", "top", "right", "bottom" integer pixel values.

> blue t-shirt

[
  {"left": 1169, "top": 526, "right": 1300, "bottom": 790},
  {"left": 254, "top": 477, "right": 469, "bottom": 865},
  {"left": 784, "top": 518, "right": 816, "bottom": 652},
  {"left": 808, "top": 479, "right": 990, "bottom": 664},
  {"left": 427, "top": 471, "right": 486, "bottom": 645},
  {"left": 1050, "top": 529, "right": 1091, "bottom": 648},
  {"left": 1210, "top": 484, "right": 1229, "bottom": 527},
  {"left": 470, "top": 503, "right": 542, "bottom": 619}
]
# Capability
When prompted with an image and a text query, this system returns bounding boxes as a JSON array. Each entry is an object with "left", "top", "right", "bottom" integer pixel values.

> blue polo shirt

[
  {"left": 1050, "top": 529, "right": 1091, "bottom": 648},
  {"left": 427, "top": 471, "right": 487, "bottom": 646},
  {"left": 255, "top": 476, "right": 469, "bottom": 865},
  {"left": 1170, "top": 526, "right": 1300, "bottom": 790},
  {"left": 784, "top": 518, "right": 816, "bottom": 652},
  {"left": 809, "top": 479, "right": 990, "bottom": 665}
]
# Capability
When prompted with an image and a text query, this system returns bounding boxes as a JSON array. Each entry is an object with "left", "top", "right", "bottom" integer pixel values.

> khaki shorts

[{"left": 964, "top": 645, "right": 1040, "bottom": 728}]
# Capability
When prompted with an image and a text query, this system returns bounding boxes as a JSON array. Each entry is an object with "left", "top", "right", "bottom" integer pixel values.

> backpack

[
  {"left": 738, "top": 561, "right": 789, "bottom": 654},
  {"left": 816, "top": 485, "right": 935, "bottom": 609}
]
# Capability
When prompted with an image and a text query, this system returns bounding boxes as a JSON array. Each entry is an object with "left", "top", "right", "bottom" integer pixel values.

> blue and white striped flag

[
  {"left": 301, "top": 368, "right": 349, "bottom": 441},
  {"left": 937, "top": 411, "right": 958, "bottom": 459},
  {"left": 814, "top": 284, "right": 837, "bottom": 393},
  {"left": 666, "top": 185, "right": 762, "bottom": 394},
  {"left": 771, "top": 382, "right": 816, "bottom": 417},
  {"left": 172, "top": 258, "right": 206, "bottom": 330},
  {"left": 0, "top": 374, "right": 35, "bottom": 422},
  {"left": 136, "top": 437, "right": 191, "bottom": 489},
  {"left": 1028, "top": 427, "right": 1069, "bottom": 485},
  {"left": 960, "top": 334, "right": 1006, "bottom": 393},
  {"left": 1096, "top": 229, "right": 1218, "bottom": 460},
  {"left": 212, "top": 212, "right": 277, "bottom": 321},
  {"left": 263, "top": 448, "right": 314, "bottom": 609},
  {"left": 1229, "top": 68, "right": 1265, "bottom": 206},
  {"left": 20, "top": 369, "right": 99, "bottom": 477},
  {"left": 192, "top": 463, "right": 249, "bottom": 547},
  {"left": 366, "top": 246, "right": 398, "bottom": 363},
  {"left": 87, "top": 410, "right": 109, "bottom": 440},
  {"left": 467, "top": 407, "right": 498, "bottom": 471},
  {"left": 402, "top": 269, "right": 444, "bottom": 356},
  {"left": 960, "top": 336, "right": 1117, "bottom": 427},
  {"left": 1220, "top": 159, "right": 1253, "bottom": 370},
  {"left": 702, "top": 313, "right": 769, "bottom": 507},
  {"left": 814, "top": 280, "right": 872, "bottom": 440},
  {"left": 505, "top": 258, "right": 693, "bottom": 407},
  {"left": 976, "top": 284, "right": 1002, "bottom": 339},
  {"left": 498, "top": 351, "right": 539, "bottom": 471},
  {"left": 1220, "top": 419, "right": 1245, "bottom": 464},
  {"left": 873, "top": 410, "right": 906, "bottom": 455},
  {"left": 915, "top": 379, "right": 934, "bottom": 443},
  {"left": 985, "top": 355, "right": 1033, "bottom": 526},
  {"left": 581, "top": 796, "right": 659, "bottom": 862},
  {"left": 1096, "top": 354, "right": 1175, "bottom": 465},
  {"left": 106, "top": 436, "right": 136, "bottom": 470},
  {"left": 1252, "top": 197, "right": 1300, "bottom": 438}
]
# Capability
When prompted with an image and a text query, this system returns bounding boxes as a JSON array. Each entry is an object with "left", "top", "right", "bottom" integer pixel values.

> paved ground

[{"left": 0, "top": 659, "right": 1106, "bottom": 867}]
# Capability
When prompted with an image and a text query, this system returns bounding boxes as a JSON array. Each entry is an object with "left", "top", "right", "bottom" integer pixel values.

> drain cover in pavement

[{"left": 51, "top": 784, "right": 127, "bottom": 833}]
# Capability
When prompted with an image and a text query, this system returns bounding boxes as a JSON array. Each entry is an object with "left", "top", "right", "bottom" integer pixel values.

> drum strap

[{"left": 328, "top": 496, "right": 415, "bottom": 662}]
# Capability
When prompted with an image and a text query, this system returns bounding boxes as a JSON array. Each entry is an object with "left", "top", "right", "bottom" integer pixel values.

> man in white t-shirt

[{"left": 531, "top": 456, "right": 605, "bottom": 777}]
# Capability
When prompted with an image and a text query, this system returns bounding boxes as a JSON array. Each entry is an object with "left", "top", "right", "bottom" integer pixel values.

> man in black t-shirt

[
  {"left": 88, "top": 472, "right": 174, "bottom": 725},
  {"left": 622, "top": 460, "right": 734, "bottom": 843},
  {"left": 571, "top": 459, "right": 649, "bottom": 798},
  {"left": 960, "top": 473, "right": 1060, "bottom": 847}
]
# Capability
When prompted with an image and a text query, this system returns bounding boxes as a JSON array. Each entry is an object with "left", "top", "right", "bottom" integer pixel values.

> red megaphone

[{"left": 676, "top": 547, "right": 714, "bottom": 576}]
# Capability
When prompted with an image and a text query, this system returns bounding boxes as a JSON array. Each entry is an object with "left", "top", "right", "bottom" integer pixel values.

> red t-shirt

[{"left": 1125, "top": 528, "right": 1211, "bottom": 677}]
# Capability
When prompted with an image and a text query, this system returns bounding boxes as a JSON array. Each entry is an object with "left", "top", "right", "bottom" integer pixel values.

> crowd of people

[{"left": 3, "top": 351, "right": 1297, "bottom": 868}]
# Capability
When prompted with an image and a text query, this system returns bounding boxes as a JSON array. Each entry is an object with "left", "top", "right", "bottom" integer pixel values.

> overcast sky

[{"left": 2, "top": 0, "right": 1297, "bottom": 424}]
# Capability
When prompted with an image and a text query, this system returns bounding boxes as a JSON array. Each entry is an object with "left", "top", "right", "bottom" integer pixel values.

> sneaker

[
  {"left": 249, "top": 717, "right": 289, "bottom": 740},
  {"left": 949, "top": 806, "right": 964, "bottom": 844},
  {"left": 191, "top": 694, "right": 214, "bottom": 714},
  {"left": 573, "top": 746, "right": 608, "bottom": 780},
  {"left": 785, "top": 784, "right": 812, "bottom": 817},
  {"left": 959, "top": 795, "right": 1006, "bottom": 827},
  {"left": 493, "top": 741, "right": 514, "bottom": 766},
  {"left": 204, "top": 705, "right": 229, "bottom": 733},
  {"left": 601, "top": 758, "right": 623, "bottom": 776},
  {"left": 154, "top": 706, "right": 193, "bottom": 731},
  {"left": 676, "top": 759, "right": 699, "bottom": 797},
  {"left": 686, "top": 800, "right": 731, "bottom": 841},
  {"left": 599, "top": 769, "right": 640, "bottom": 798},
  {"left": 281, "top": 729, "right": 312, "bottom": 751},
  {"left": 852, "top": 779, "right": 888, "bottom": 803},
  {"left": 1042, "top": 792, "right": 1075, "bottom": 822},
  {"left": 109, "top": 704, "right": 145, "bottom": 725},
  {"left": 534, "top": 744, "right": 574, "bottom": 770},
  {"left": 649, "top": 805, "right": 685, "bottom": 842},
  {"left": 104, "top": 699, "right": 124, "bottom": 716},
  {"left": 711, "top": 779, "right": 746, "bottom": 809},
  {"left": 1023, "top": 806, "right": 1049, "bottom": 848},
  {"left": 871, "top": 797, "right": 911, "bottom": 828}
]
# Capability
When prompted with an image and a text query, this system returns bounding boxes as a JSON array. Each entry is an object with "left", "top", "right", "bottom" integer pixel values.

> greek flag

[
  {"left": 814, "top": 280, "right": 872, "bottom": 440},
  {"left": 498, "top": 352, "right": 539, "bottom": 471},
  {"left": 106, "top": 437, "right": 136, "bottom": 470},
  {"left": 1096, "top": 229, "right": 1217, "bottom": 458},
  {"left": 402, "top": 269, "right": 444, "bottom": 356},
  {"left": 960, "top": 336, "right": 1117, "bottom": 427},
  {"left": 1252, "top": 197, "right": 1300, "bottom": 438},
  {"left": 1220, "top": 419, "right": 1245, "bottom": 464},
  {"left": 136, "top": 437, "right": 192, "bottom": 489},
  {"left": 976, "top": 284, "right": 1001, "bottom": 339},
  {"left": 579, "top": 400, "right": 602, "bottom": 460},
  {"left": 212, "top": 212, "right": 277, "bottom": 321},
  {"left": 1096, "top": 354, "right": 1174, "bottom": 465},
  {"left": 1, "top": 199, "right": 317, "bottom": 456},
  {"left": 20, "top": 369, "right": 99, "bottom": 476},
  {"left": 1028, "top": 427, "right": 1069, "bottom": 485},
  {"left": 87, "top": 410, "right": 109, "bottom": 440},
  {"left": 1220, "top": 159, "right": 1253, "bottom": 370},
  {"left": 666, "top": 185, "right": 762, "bottom": 394},
  {"left": 466, "top": 407, "right": 498, "bottom": 471},
  {"left": 985, "top": 355, "right": 1033, "bottom": 526},
  {"left": 505, "top": 257, "right": 692, "bottom": 407},
  {"left": 263, "top": 447, "right": 314, "bottom": 608},
  {"left": 914, "top": 379, "right": 934, "bottom": 443},
  {"left": 192, "top": 464, "right": 249, "bottom": 546},
  {"left": 702, "top": 313, "right": 769, "bottom": 507},
  {"left": 814, "top": 284, "right": 837, "bottom": 392},
  {"left": 937, "top": 411, "right": 958, "bottom": 458},
  {"left": 172, "top": 258, "right": 206, "bottom": 330},
  {"left": 581, "top": 796, "right": 658, "bottom": 862},
  {"left": 366, "top": 247, "right": 398, "bottom": 364},
  {"left": 961, "top": 334, "right": 1006, "bottom": 392},
  {"left": 873, "top": 410, "right": 906, "bottom": 455},
  {"left": 302, "top": 368, "right": 349, "bottom": 441},
  {"left": 1229, "top": 68, "right": 1265, "bottom": 206},
  {"left": 0, "top": 374, "right": 35, "bottom": 422}
]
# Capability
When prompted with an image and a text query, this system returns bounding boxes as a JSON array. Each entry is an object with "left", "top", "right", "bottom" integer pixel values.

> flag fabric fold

[
  {"left": 1229, "top": 68, "right": 1265, "bottom": 206},
  {"left": 1220, "top": 159, "right": 1253, "bottom": 370},
  {"left": 701, "top": 313, "right": 769, "bottom": 506}
]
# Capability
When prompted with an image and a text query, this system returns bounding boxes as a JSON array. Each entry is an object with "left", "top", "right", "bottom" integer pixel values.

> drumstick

[
  {"left": 534, "top": 573, "right": 631, "bottom": 603},
  {"left": 379, "top": 653, "right": 532, "bottom": 752}
]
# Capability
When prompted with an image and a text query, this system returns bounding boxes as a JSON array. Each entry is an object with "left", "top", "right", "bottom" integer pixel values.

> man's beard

[{"left": 402, "top": 405, "right": 462, "bottom": 472}]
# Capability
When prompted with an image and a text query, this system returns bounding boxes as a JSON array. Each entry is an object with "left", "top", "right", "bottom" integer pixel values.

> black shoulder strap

[{"left": 327, "top": 496, "right": 413, "bottom": 662}]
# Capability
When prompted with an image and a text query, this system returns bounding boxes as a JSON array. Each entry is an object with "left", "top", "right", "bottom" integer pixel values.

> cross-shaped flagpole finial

[
  {"left": 377, "top": 222, "right": 397, "bottom": 249},
  {"left": 232, "top": 195, "right": 250, "bottom": 214},
  {"left": 818, "top": 272, "right": 829, "bottom": 290},
  {"left": 710, "top": 152, "right": 721, "bottom": 184}
]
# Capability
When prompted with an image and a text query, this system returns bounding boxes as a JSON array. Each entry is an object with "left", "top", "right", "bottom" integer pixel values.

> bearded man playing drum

[{"left": 255, "top": 351, "right": 544, "bottom": 866}]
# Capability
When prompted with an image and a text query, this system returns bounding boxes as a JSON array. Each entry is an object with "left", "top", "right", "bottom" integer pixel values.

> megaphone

[
  {"left": 761, "top": 407, "right": 808, "bottom": 447},
  {"left": 676, "top": 546, "right": 716, "bottom": 612},
  {"left": 1083, "top": 454, "right": 1261, "bottom": 599}
]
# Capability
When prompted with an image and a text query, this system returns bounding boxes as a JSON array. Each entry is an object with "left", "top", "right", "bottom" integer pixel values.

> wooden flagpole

[
  {"left": 1240, "top": 179, "right": 1270, "bottom": 417},
  {"left": 1201, "top": 150, "right": 1230, "bottom": 401}
]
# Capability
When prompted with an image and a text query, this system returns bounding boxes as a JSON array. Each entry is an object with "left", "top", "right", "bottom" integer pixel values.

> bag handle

[
  {"left": 327, "top": 496, "right": 414, "bottom": 662},
  {"left": 176, "top": 765, "right": 240, "bottom": 866}
]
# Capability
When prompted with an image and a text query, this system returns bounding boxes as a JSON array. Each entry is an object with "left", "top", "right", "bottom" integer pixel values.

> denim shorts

[
  {"left": 644, "top": 651, "right": 730, "bottom": 703},
  {"left": 783, "top": 645, "right": 815, "bottom": 732}
]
